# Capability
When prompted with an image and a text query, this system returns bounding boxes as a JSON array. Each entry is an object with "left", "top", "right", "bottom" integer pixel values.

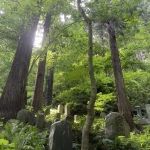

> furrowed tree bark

[
  {"left": 32, "top": 13, "right": 51, "bottom": 112},
  {"left": 77, "top": 0, "right": 97, "bottom": 150},
  {"left": 107, "top": 21, "right": 135, "bottom": 131},
  {"left": 44, "top": 67, "right": 54, "bottom": 105},
  {"left": 0, "top": 14, "right": 40, "bottom": 121}
]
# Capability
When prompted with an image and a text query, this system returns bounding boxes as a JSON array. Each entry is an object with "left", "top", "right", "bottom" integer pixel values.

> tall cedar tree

[
  {"left": 107, "top": 21, "right": 135, "bottom": 130},
  {"left": 0, "top": 14, "right": 40, "bottom": 121},
  {"left": 44, "top": 67, "right": 54, "bottom": 105},
  {"left": 32, "top": 13, "right": 51, "bottom": 112},
  {"left": 77, "top": 0, "right": 97, "bottom": 150}
]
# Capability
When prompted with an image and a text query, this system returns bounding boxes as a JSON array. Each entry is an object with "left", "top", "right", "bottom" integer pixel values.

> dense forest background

[
  {"left": 0, "top": 0, "right": 150, "bottom": 112},
  {"left": 0, "top": 0, "right": 150, "bottom": 149}
]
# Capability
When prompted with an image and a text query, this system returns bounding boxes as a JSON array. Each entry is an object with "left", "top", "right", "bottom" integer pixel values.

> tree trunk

[
  {"left": 32, "top": 13, "right": 51, "bottom": 112},
  {"left": 107, "top": 21, "right": 135, "bottom": 130},
  {"left": 81, "top": 21, "right": 97, "bottom": 150},
  {"left": 45, "top": 67, "right": 54, "bottom": 105},
  {"left": 0, "top": 15, "right": 39, "bottom": 121},
  {"left": 77, "top": 0, "right": 97, "bottom": 149}
]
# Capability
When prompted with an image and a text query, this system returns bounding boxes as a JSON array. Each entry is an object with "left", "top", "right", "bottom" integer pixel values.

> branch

[
  {"left": 77, "top": 0, "right": 91, "bottom": 23},
  {"left": 28, "top": 18, "right": 81, "bottom": 75}
]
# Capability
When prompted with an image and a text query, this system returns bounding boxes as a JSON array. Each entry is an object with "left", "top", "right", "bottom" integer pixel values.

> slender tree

[
  {"left": 77, "top": 0, "right": 97, "bottom": 149},
  {"left": 107, "top": 21, "right": 135, "bottom": 130},
  {"left": 32, "top": 13, "right": 51, "bottom": 112}
]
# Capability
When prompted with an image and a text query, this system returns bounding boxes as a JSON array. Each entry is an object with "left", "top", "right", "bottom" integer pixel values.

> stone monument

[
  {"left": 105, "top": 112, "right": 130, "bottom": 139},
  {"left": 49, "top": 120, "right": 72, "bottom": 150}
]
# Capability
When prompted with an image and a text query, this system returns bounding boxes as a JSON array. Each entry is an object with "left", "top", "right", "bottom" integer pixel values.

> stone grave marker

[
  {"left": 65, "top": 105, "right": 70, "bottom": 116},
  {"left": 28, "top": 114, "right": 36, "bottom": 125},
  {"left": 105, "top": 112, "right": 130, "bottom": 139},
  {"left": 35, "top": 113, "right": 45, "bottom": 129},
  {"left": 17, "top": 109, "right": 29, "bottom": 124},
  {"left": 74, "top": 115, "right": 78, "bottom": 122},
  {"left": 57, "top": 104, "right": 64, "bottom": 115},
  {"left": 49, "top": 120, "right": 72, "bottom": 150}
]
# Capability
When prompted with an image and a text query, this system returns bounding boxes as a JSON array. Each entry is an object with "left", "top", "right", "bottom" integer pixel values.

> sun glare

[{"left": 34, "top": 22, "right": 44, "bottom": 48}]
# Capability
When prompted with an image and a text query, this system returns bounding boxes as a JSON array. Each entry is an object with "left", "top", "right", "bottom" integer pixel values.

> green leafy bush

[
  {"left": 67, "top": 102, "right": 87, "bottom": 115},
  {"left": 93, "top": 126, "right": 150, "bottom": 150},
  {"left": 0, "top": 138, "right": 15, "bottom": 150},
  {"left": 93, "top": 136, "right": 140, "bottom": 150},
  {"left": 0, "top": 121, "right": 49, "bottom": 150}
]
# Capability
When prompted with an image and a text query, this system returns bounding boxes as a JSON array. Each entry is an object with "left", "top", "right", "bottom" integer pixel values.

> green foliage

[
  {"left": 45, "top": 108, "right": 58, "bottom": 122},
  {"left": 93, "top": 125, "right": 150, "bottom": 150},
  {"left": 55, "top": 86, "right": 90, "bottom": 104},
  {"left": 66, "top": 102, "right": 87, "bottom": 115},
  {"left": 72, "top": 116, "right": 105, "bottom": 134},
  {"left": 0, "top": 138, "right": 15, "bottom": 150},
  {"left": 95, "top": 93, "right": 116, "bottom": 112},
  {"left": 130, "top": 125, "right": 150, "bottom": 149},
  {"left": 72, "top": 115, "right": 86, "bottom": 131},
  {"left": 86, "top": 0, "right": 141, "bottom": 23},
  {"left": 91, "top": 117, "right": 105, "bottom": 134},
  {"left": 0, "top": 122, "right": 49, "bottom": 150},
  {"left": 124, "top": 70, "right": 150, "bottom": 106},
  {"left": 93, "top": 135, "right": 140, "bottom": 150}
]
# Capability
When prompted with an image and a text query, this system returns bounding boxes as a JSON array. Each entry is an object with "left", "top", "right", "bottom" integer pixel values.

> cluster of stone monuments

[
  {"left": 16, "top": 105, "right": 74, "bottom": 129},
  {"left": 16, "top": 105, "right": 73, "bottom": 150},
  {"left": 15, "top": 104, "right": 150, "bottom": 149}
]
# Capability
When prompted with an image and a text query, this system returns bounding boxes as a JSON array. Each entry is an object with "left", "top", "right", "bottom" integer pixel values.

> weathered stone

[
  {"left": 49, "top": 120, "right": 72, "bottom": 150},
  {"left": 57, "top": 105, "right": 64, "bottom": 114},
  {"left": 74, "top": 115, "right": 78, "bottom": 122},
  {"left": 28, "top": 115, "right": 36, "bottom": 126},
  {"left": 65, "top": 105, "right": 70, "bottom": 116},
  {"left": 105, "top": 112, "right": 130, "bottom": 139},
  {"left": 35, "top": 113, "right": 45, "bottom": 129},
  {"left": 17, "top": 109, "right": 29, "bottom": 124}
]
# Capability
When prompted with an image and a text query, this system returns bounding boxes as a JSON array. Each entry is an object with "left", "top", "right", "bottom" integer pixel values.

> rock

[
  {"left": 49, "top": 120, "right": 72, "bottom": 150},
  {"left": 35, "top": 113, "right": 45, "bottom": 129},
  {"left": 28, "top": 114, "right": 36, "bottom": 126},
  {"left": 64, "top": 105, "right": 70, "bottom": 116},
  {"left": 57, "top": 104, "right": 64, "bottom": 115},
  {"left": 105, "top": 112, "right": 130, "bottom": 139},
  {"left": 17, "top": 109, "right": 29, "bottom": 124}
]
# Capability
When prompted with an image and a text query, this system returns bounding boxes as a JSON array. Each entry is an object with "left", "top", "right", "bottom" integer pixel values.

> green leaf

[{"left": 0, "top": 139, "right": 9, "bottom": 145}]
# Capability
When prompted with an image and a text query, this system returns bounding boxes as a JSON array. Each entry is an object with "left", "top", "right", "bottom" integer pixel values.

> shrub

[{"left": 0, "top": 121, "right": 49, "bottom": 150}]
